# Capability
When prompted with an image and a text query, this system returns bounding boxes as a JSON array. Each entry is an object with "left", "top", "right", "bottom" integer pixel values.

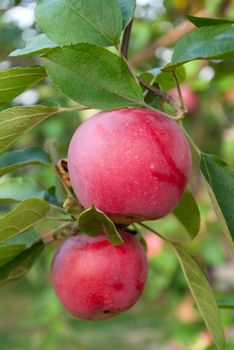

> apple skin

[
  {"left": 170, "top": 85, "right": 198, "bottom": 114},
  {"left": 51, "top": 232, "right": 148, "bottom": 320},
  {"left": 68, "top": 108, "right": 192, "bottom": 222}
]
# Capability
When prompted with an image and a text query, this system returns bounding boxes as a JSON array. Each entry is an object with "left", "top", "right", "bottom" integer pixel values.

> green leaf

[
  {"left": 0, "top": 198, "right": 50, "bottom": 244},
  {"left": 173, "top": 188, "right": 200, "bottom": 239},
  {"left": 118, "top": 0, "right": 136, "bottom": 28},
  {"left": 10, "top": 34, "right": 58, "bottom": 57},
  {"left": 0, "top": 240, "right": 44, "bottom": 287},
  {"left": 186, "top": 15, "right": 233, "bottom": 28},
  {"left": 78, "top": 206, "right": 124, "bottom": 245},
  {"left": 35, "top": 0, "right": 122, "bottom": 46},
  {"left": 173, "top": 244, "right": 225, "bottom": 350},
  {"left": 0, "top": 66, "right": 46, "bottom": 104},
  {"left": 43, "top": 43, "right": 144, "bottom": 109},
  {"left": 164, "top": 24, "right": 234, "bottom": 71},
  {"left": 0, "top": 178, "right": 44, "bottom": 203},
  {"left": 0, "top": 105, "right": 59, "bottom": 153},
  {"left": 217, "top": 299, "right": 234, "bottom": 309},
  {"left": 199, "top": 153, "right": 234, "bottom": 258},
  {"left": 0, "top": 146, "right": 51, "bottom": 176}
]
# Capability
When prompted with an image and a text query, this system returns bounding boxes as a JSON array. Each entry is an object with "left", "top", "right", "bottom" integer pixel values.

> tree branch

[
  {"left": 121, "top": 19, "right": 133, "bottom": 59},
  {"left": 138, "top": 77, "right": 187, "bottom": 117}
]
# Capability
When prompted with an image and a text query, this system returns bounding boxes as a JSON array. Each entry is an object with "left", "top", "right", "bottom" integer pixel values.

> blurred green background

[{"left": 0, "top": 0, "right": 234, "bottom": 349}]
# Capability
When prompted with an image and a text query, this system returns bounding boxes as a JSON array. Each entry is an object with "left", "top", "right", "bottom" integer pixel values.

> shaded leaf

[
  {"left": 0, "top": 228, "right": 40, "bottom": 267},
  {"left": 200, "top": 153, "right": 234, "bottom": 258},
  {"left": 186, "top": 15, "right": 233, "bottom": 28},
  {"left": 10, "top": 34, "right": 58, "bottom": 57},
  {"left": 43, "top": 43, "right": 144, "bottom": 109},
  {"left": 0, "top": 241, "right": 44, "bottom": 287},
  {"left": 0, "top": 244, "right": 26, "bottom": 267},
  {"left": 118, "top": 0, "right": 136, "bottom": 28},
  {"left": 0, "top": 146, "right": 51, "bottom": 176},
  {"left": 164, "top": 24, "right": 234, "bottom": 71},
  {"left": 35, "top": 0, "right": 122, "bottom": 46},
  {"left": 0, "top": 198, "right": 50, "bottom": 244},
  {"left": 0, "top": 178, "right": 44, "bottom": 203},
  {"left": 173, "top": 244, "right": 225, "bottom": 349},
  {"left": 173, "top": 188, "right": 200, "bottom": 239},
  {"left": 0, "top": 66, "right": 46, "bottom": 104},
  {"left": 0, "top": 105, "right": 59, "bottom": 153},
  {"left": 78, "top": 206, "right": 124, "bottom": 245}
]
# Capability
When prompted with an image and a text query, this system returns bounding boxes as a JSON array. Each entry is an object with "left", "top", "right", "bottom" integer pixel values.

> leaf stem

[
  {"left": 138, "top": 77, "right": 186, "bottom": 118},
  {"left": 121, "top": 19, "right": 133, "bottom": 59},
  {"left": 180, "top": 122, "right": 201, "bottom": 157},
  {"left": 173, "top": 70, "right": 186, "bottom": 112},
  {"left": 138, "top": 222, "right": 171, "bottom": 243}
]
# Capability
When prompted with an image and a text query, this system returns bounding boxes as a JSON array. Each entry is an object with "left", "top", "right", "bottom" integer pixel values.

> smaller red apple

[
  {"left": 170, "top": 85, "right": 198, "bottom": 114},
  {"left": 51, "top": 231, "right": 148, "bottom": 320}
]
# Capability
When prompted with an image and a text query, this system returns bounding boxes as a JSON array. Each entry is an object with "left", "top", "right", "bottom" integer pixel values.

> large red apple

[
  {"left": 51, "top": 231, "right": 148, "bottom": 320},
  {"left": 68, "top": 108, "right": 191, "bottom": 222}
]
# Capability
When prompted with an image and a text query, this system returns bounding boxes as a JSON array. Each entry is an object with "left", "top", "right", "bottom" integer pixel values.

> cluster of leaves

[{"left": 0, "top": 1, "right": 234, "bottom": 349}]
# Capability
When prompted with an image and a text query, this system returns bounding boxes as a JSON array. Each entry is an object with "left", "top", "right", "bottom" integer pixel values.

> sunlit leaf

[
  {"left": 0, "top": 66, "right": 46, "bottom": 104},
  {"left": 10, "top": 34, "right": 58, "bottom": 57},
  {"left": 36, "top": 0, "right": 122, "bottom": 46},
  {"left": 0, "top": 105, "right": 59, "bottom": 153},
  {"left": 43, "top": 43, "right": 144, "bottom": 109},
  {"left": 164, "top": 24, "right": 234, "bottom": 71}
]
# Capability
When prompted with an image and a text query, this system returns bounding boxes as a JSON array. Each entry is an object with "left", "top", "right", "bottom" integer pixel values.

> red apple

[
  {"left": 51, "top": 231, "right": 148, "bottom": 320},
  {"left": 68, "top": 108, "right": 191, "bottom": 222},
  {"left": 170, "top": 85, "right": 198, "bottom": 114}
]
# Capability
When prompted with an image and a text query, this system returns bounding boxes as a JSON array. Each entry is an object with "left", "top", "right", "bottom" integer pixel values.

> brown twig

[
  {"left": 121, "top": 19, "right": 134, "bottom": 59},
  {"left": 138, "top": 77, "right": 186, "bottom": 117}
]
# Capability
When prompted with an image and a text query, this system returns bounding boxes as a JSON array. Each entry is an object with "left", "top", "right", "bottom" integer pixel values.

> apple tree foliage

[{"left": 0, "top": 1, "right": 234, "bottom": 348}]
